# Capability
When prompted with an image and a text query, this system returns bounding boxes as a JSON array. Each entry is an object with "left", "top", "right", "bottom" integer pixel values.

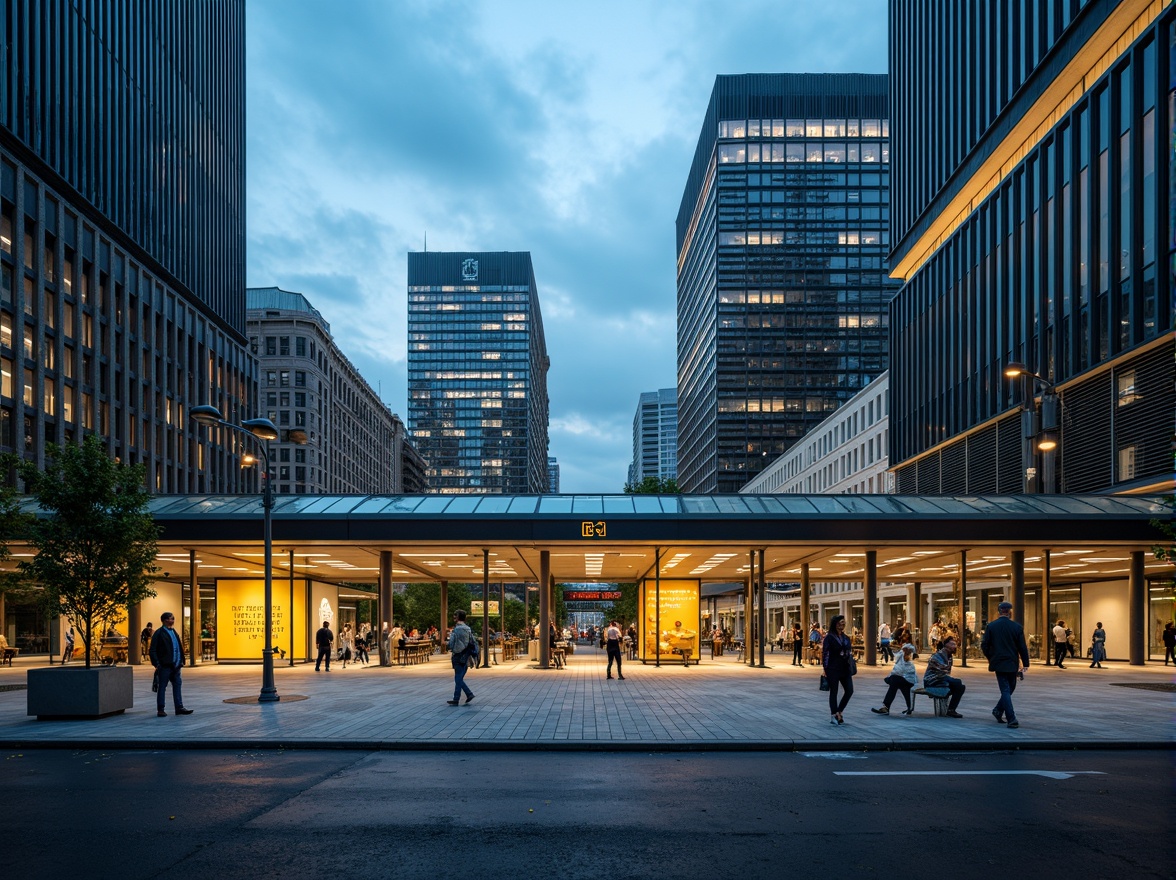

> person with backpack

[{"left": 446, "top": 610, "right": 477, "bottom": 706}]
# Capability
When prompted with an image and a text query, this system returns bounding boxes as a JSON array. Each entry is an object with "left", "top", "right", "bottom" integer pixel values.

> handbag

[
  {"left": 849, "top": 657, "right": 858, "bottom": 676},
  {"left": 151, "top": 670, "right": 159, "bottom": 692},
  {"left": 819, "top": 674, "right": 830, "bottom": 691}
]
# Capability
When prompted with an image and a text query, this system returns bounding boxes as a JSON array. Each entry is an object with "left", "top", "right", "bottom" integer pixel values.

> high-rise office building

[
  {"left": 407, "top": 252, "right": 550, "bottom": 493},
  {"left": 247, "top": 287, "right": 428, "bottom": 495},
  {"left": 547, "top": 456, "right": 560, "bottom": 493},
  {"left": 627, "top": 387, "right": 678, "bottom": 487},
  {"left": 0, "top": 2, "right": 253, "bottom": 493},
  {"left": 676, "top": 74, "right": 900, "bottom": 493},
  {"left": 888, "top": 0, "right": 1173, "bottom": 494}
]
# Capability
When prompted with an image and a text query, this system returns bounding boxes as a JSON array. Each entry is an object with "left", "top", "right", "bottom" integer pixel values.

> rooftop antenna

[{"left": 424, "top": 230, "right": 427, "bottom": 252}]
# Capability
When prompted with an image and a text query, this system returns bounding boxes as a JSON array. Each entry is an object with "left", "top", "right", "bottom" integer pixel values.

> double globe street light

[
  {"left": 190, "top": 404, "right": 306, "bottom": 702},
  {"left": 1003, "top": 362, "right": 1059, "bottom": 493}
]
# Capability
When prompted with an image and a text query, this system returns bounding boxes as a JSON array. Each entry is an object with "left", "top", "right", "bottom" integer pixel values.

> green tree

[
  {"left": 611, "top": 582, "right": 639, "bottom": 629},
  {"left": 623, "top": 475, "right": 680, "bottom": 494},
  {"left": 1151, "top": 495, "right": 1176, "bottom": 565},
  {"left": 14, "top": 437, "right": 159, "bottom": 668},
  {"left": 398, "top": 582, "right": 472, "bottom": 634}
]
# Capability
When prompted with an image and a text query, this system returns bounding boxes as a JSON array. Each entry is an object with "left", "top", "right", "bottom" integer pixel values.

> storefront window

[
  {"left": 1048, "top": 588, "right": 1082, "bottom": 661},
  {"left": 1149, "top": 580, "right": 1174, "bottom": 659}
]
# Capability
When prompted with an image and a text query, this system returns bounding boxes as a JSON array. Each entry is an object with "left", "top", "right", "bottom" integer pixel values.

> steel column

[
  {"left": 1128, "top": 550, "right": 1145, "bottom": 665},
  {"left": 1042, "top": 549, "right": 1052, "bottom": 665},
  {"left": 757, "top": 548, "right": 767, "bottom": 668},
  {"left": 481, "top": 549, "right": 491, "bottom": 668},
  {"left": 864, "top": 550, "right": 877, "bottom": 667},
  {"left": 1010, "top": 550, "right": 1025, "bottom": 627},
  {"left": 539, "top": 551, "right": 550, "bottom": 669},
  {"left": 957, "top": 549, "right": 968, "bottom": 667},
  {"left": 379, "top": 550, "right": 394, "bottom": 666}
]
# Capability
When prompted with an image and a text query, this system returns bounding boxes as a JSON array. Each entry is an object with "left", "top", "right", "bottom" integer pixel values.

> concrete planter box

[{"left": 27, "top": 665, "right": 134, "bottom": 719}]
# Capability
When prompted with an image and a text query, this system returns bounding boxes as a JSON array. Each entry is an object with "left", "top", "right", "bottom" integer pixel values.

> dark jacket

[
  {"left": 316, "top": 626, "right": 334, "bottom": 649},
  {"left": 822, "top": 632, "right": 853, "bottom": 676},
  {"left": 149, "top": 626, "right": 186, "bottom": 668},
  {"left": 980, "top": 616, "right": 1029, "bottom": 674}
]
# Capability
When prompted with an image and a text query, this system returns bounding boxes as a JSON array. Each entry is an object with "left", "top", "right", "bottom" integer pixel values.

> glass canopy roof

[{"left": 140, "top": 493, "right": 1170, "bottom": 519}]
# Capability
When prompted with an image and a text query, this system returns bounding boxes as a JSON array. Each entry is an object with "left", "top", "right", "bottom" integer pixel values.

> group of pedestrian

[{"left": 825, "top": 601, "right": 1030, "bottom": 729}]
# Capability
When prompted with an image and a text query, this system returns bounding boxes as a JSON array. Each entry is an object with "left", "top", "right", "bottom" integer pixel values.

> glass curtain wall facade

[
  {"left": 0, "top": 1, "right": 254, "bottom": 493},
  {"left": 888, "top": 0, "right": 1174, "bottom": 494},
  {"left": 628, "top": 387, "right": 678, "bottom": 487},
  {"left": 676, "top": 74, "right": 901, "bottom": 493},
  {"left": 407, "top": 252, "right": 550, "bottom": 494}
]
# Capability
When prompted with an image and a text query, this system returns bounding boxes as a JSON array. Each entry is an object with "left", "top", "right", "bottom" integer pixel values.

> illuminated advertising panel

[
  {"left": 638, "top": 579, "right": 700, "bottom": 663},
  {"left": 215, "top": 580, "right": 308, "bottom": 662}
]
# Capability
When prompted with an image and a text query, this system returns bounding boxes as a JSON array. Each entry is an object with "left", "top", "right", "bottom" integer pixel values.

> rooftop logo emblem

[{"left": 461, "top": 258, "right": 479, "bottom": 281}]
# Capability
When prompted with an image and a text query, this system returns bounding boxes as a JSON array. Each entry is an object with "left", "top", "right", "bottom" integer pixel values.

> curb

[{"left": 0, "top": 738, "right": 1171, "bottom": 753}]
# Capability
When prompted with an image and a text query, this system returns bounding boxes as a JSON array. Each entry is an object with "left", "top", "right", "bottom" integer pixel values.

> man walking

[
  {"left": 923, "top": 635, "right": 965, "bottom": 717},
  {"left": 980, "top": 601, "right": 1029, "bottom": 729},
  {"left": 315, "top": 620, "right": 333, "bottom": 671},
  {"left": 148, "top": 612, "right": 193, "bottom": 717},
  {"left": 879, "top": 620, "right": 893, "bottom": 662},
  {"left": 605, "top": 619, "right": 625, "bottom": 680},
  {"left": 446, "top": 610, "right": 476, "bottom": 705},
  {"left": 1052, "top": 619, "right": 1068, "bottom": 668}
]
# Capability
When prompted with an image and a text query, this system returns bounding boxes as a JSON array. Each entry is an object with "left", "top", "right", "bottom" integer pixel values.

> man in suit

[
  {"left": 314, "top": 621, "right": 333, "bottom": 671},
  {"left": 980, "top": 601, "right": 1030, "bottom": 729},
  {"left": 149, "top": 612, "right": 193, "bottom": 717}
]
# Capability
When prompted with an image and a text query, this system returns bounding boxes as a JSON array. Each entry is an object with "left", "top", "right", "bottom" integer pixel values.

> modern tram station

[{"left": 2, "top": 493, "right": 1171, "bottom": 671}]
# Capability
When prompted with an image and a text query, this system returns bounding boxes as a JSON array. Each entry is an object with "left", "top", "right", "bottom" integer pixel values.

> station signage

[{"left": 564, "top": 590, "right": 622, "bottom": 602}]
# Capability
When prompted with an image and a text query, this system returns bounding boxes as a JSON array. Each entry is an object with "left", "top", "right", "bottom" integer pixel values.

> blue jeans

[
  {"left": 452, "top": 660, "right": 473, "bottom": 701},
  {"left": 156, "top": 664, "right": 183, "bottom": 711},
  {"left": 993, "top": 671, "right": 1018, "bottom": 722}
]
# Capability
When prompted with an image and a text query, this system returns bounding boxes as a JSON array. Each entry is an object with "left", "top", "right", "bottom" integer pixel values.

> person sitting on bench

[{"left": 923, "top": 635, "right": 966, "bottom": 718}]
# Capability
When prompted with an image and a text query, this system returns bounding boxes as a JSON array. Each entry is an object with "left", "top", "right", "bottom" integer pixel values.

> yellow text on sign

[{"left": 581, "top": 521, "right": 606, "bottom": 537}]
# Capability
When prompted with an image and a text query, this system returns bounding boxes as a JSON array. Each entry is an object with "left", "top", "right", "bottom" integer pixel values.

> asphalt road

[{"left": 3, "top": 749, "right": 1172, "bottom": 879}]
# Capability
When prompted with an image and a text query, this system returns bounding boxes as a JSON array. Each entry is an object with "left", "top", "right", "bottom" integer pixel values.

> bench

[
  {"left": 913, "top": 686, "right": 951, "bottom": 716},
  {"left": 1, "top": 646, "right": 18, "bottom": 666}
]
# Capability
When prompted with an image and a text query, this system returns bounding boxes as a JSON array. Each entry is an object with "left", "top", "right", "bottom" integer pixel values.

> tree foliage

[
  {"left": 14, "top": 437, "right": 160, "bottom": 668},
  {"left": 623, "top": 475, "right": 680, "bottom": 494},
  {"left": 1151, "top": 495, "right": 1176, "bottom": 566}
]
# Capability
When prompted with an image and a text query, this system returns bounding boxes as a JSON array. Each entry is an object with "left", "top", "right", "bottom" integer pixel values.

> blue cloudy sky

[{"left": 245, "top": 0, "right": 888, "bottom": 493}]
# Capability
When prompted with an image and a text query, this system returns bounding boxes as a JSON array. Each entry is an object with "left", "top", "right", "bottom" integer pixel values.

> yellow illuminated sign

[
  {"left": 215, "top": 580, "right": 306, "bottom": 662},
  {"left": 581, "top": 521, "right": 606, "bottom": 537},
  {"left": 641, "top": 579, "right": 699, "bottom": 662}
]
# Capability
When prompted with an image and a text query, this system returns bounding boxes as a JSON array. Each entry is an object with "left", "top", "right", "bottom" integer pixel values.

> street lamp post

[
  {"left": 1003, "top": 362, "right": 1059, "bottom": 493},
  {"left": 191, "top": 404, "right": 307, "bottom": 703}
]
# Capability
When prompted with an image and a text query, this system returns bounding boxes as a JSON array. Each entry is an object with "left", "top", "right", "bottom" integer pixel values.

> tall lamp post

[
  {"left": 1003, "top": 362, "right": 1059, "bottom": 493},
  {"left": 190, "top": 404, "right": 307, "bottom": 703}
]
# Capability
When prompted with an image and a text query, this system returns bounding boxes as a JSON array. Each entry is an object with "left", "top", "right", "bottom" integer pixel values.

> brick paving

[{"left": 0, "top": 645, "right": 1171, "bottom": 750}]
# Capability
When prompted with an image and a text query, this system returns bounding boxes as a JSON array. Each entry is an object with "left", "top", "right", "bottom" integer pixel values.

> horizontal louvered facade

[{"left": 888, "top": 0, "right": 1174, "bottom": 494}]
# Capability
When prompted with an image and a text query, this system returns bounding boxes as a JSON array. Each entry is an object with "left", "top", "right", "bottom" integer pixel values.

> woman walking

[
  {"left": 822, "top": 615, "right": 856, "bottom": 725},
  {"left": 871, "top": 642, "right": 918, "bottom": 715}
]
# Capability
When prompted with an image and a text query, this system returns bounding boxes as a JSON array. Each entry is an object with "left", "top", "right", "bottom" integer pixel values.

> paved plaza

[{"left": 0, "top": 645, "right": 1171, "bottom": 751}]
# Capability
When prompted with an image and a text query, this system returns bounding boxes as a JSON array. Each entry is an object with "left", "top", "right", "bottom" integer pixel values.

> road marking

[
  {"left": 834, "top": 771, "right": 1106, "bottom": 780},
  {"left": 800, "top": 752, "right": 867, "bottom": 760}
]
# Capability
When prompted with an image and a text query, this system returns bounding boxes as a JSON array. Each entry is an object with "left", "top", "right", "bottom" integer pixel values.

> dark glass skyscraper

[
  {"left": 676, "top": 74, "right": 899, "bottom": 493},
  {"left": 0, "top": 1, "right": 253, "bottom": 493},
  {"left": 407, "top": 252, "right": 550, "bottom": 493},
  {"left": 888, "top": 0, "right": 1173, "bottom": 494}
]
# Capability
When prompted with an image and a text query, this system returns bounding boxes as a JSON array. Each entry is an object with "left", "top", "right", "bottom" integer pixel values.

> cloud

[{"left": 245, "top": 0, "right": 889, "bottom": 491}]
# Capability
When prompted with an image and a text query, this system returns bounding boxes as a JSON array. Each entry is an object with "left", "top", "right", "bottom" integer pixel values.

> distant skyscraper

[
  {"left": 628, "top": 388, "right": 678, "bottom": 487},
  {"left": 547, "top": 456, "right": 560, "bottom": 493},
  {"left": 888, "top": 1, "right": 1173, "bottom": 494},
  {"left": 0, "top": 2, "right": 253, "bottom": 493},
  {"left": 247, "top": 287, "right": 427, "bottom": 494},
  {"left": 407, "top": 252, "right": 550, "bottom": 493},
  {"left": 676, "top": 74, "right": 900, "bottom": 493}
]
